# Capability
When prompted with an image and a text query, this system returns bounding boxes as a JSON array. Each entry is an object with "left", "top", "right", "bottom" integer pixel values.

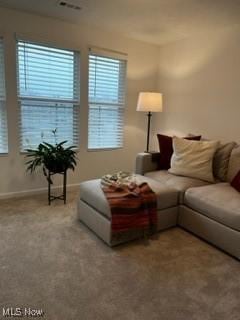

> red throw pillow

[
  {"left": 157, "top": 134, "right": 202, "bottom": 170},
  {"left": 157, "top": 134, "right": 173, "bottom": 170},
  {"left": 231, "top": 170, "right": 240, "bottom": 192}
]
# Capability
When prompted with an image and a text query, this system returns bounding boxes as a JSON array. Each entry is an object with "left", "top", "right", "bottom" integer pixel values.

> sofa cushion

[
  {"left": 227, "top": 145, "right": 240, "bottom": 182},
  {"left": 157, "top": 134, "right": 201, "bottom": 170},
  {"left": 145, "top": 170, "right": 209, "bottom": 203},
  {"left": 169, "top": 137, "right": 219, "bottom": 182},
  {"left": 79, "top": 175, "right": 179, "bottom": 219},
  {"left": 213, "top": 142, "right": 236, "bottom": 181},
  {"left": 184, "top": 183, "right": 240, "bottom": 232}
]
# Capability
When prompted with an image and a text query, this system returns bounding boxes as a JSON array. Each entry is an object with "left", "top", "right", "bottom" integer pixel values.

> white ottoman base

[{"left": 78, "top": 199, "right": 178, "bottom": 246}]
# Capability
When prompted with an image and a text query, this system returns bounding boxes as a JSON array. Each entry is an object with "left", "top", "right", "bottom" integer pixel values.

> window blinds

[
  {"left": 17, "top": 40, "right": 80, "bottom": 150},
  {"left": 88, "top": 50, "right": 127, "bottom": 149},
  {"left": 0, "top": 38, "right": 8, "bottom": 153}
]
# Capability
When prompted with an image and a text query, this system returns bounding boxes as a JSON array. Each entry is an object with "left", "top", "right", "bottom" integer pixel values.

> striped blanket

[{"left": 102, "top": 182, "right": 157, "bottom": 235}]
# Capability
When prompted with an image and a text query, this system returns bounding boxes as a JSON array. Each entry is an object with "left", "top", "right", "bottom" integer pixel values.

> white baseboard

[{"left": 0, "top": 183, "right": 80, "bottom": 200}]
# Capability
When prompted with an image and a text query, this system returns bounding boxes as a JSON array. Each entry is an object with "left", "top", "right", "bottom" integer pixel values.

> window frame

[
  {"left": 87, "top": 48, "right": 127, "bottom": 151},
  {"left": 16, "top": 39, "right": 80, "bottom": 152},
  {"left": 0, "top": 37, "right": 8, "bottom": 155}
]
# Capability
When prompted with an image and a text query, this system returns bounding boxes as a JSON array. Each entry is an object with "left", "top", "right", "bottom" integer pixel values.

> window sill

[
  {"left": 87, "top": 147, "right": 123, "bottom": 152},
  {"left": 0, "top": 152, "right": 8, "bottom": 157},
  {"left": 20, "top": 147, "right": 79, "bottom": 155}
]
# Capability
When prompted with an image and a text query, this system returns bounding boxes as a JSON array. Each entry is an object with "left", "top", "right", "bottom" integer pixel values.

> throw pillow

[
  {"left": 227, "top": 145, "right": 240, "bottom": 182},
  {"left": 213, "top": 142, "right": 236, "bottom": 181},
  {"left": 157, "top": 134, "right": 201, "bottom": 170},
  {"left": 231, "top": 170, "right": 240, "bottom": 192},
  {"left": 169, "top": 137, "right": 219, "bottom": 182},
  {"left": 156, "top": 134, "right": 173, "bottom": 170}
]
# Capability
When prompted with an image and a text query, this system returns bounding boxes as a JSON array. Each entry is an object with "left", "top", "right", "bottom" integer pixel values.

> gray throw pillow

[
  {"left": 213, "top": 142, "right": 236, "bottom": 181},
  {"left": 227, "top": 145, "right": 240, "bottom": 182}
]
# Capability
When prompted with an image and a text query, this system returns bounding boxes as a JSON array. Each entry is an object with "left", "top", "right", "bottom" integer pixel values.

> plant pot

[{"left": 46, "top": 163, "right": 66, "bottom": 173}]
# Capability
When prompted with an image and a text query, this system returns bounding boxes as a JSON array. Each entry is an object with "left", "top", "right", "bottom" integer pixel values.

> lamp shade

[{"left": 137, "top": 92, "right": 163, "bottom": 112}]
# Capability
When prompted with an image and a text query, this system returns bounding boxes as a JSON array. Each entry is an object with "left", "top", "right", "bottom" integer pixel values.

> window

[
  {"left": 0, "top": 38, "right": 8, "bottom": 153},
  {"left": 88, "top": 49, "right": 127, "bottom": 150},
  {"left": 17, "top": 40, "right": 80, "bottom": 150}
]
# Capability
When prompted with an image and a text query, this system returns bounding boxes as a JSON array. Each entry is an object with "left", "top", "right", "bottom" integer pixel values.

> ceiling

[{"left": 0, "top": 0, "right": 240, "bottom": 45}]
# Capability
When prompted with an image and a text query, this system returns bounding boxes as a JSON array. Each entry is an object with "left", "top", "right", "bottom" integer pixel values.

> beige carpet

[{"left": 0, "top": 190, "right": 239, "bottom": 320}]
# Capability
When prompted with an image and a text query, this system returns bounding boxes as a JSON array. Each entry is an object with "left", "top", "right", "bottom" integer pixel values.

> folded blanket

[
  {"left": 102, "top": 181, "right": 157, "bottom": 236},
  {"left": 101, "top": 171, "right": 135, "bottom": 189}
]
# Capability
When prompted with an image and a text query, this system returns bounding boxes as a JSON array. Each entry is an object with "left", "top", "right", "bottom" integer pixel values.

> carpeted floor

[{"left": 0, "top": 190, "right": 239, "bottom": 320}]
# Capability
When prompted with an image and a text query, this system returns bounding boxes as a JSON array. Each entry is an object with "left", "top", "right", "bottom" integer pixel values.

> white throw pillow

[{"left": 169, "top": 137, "right": 219, "bottom": 182}]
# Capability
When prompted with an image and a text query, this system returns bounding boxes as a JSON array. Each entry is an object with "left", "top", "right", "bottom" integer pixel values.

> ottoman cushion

[{"left": 79, "top": 175, "right": 179, "bottom": 219}]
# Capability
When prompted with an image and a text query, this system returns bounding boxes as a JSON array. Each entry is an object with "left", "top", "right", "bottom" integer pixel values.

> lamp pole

[
  {"left": 146, "top": 111, "right": 152, "bottom": 153},
  {"left": 137, "top": 92, "right": 163, "bottom": 153}
]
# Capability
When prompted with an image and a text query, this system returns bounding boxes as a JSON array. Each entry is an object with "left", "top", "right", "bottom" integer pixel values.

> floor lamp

[{"left": 137, "top": 92, "right": 163, "bottom": 153}]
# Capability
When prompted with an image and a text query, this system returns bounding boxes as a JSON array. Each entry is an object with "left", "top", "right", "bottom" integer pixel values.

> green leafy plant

[{"left": 25, "top": 130, "right": 77, "bottom": 184}]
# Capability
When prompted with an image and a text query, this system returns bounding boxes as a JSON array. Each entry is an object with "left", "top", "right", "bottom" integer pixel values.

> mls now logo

[
  {"left": 2, "top": 308, "right": 22, "bottom": 317},
  {"left": 2, "top": 307, "right": 44, "bottom": 317}
]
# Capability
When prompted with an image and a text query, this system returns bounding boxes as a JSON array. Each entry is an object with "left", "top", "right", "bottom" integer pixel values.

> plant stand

[{"left": 48, "top": 170, "right": 67, "bottom": 205}]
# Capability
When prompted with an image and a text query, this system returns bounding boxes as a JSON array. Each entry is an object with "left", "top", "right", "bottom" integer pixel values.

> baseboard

[{"left": 0, "top": 183, "right": 80, "bottom": 200}]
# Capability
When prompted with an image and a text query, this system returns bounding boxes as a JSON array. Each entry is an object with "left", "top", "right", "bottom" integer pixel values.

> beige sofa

[{"left": 135, "top": 146, "right": 240, "bottom": 260}]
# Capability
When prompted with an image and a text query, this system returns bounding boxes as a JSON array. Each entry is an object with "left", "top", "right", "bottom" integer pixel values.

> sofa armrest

[{"left": 135, "top": 152, "right": 159, "bottom": 175}]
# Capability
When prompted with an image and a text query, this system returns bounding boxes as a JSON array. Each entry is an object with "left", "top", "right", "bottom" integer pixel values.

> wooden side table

[{"left": 48, "top": 170, "right": 67, "bottom": 205}]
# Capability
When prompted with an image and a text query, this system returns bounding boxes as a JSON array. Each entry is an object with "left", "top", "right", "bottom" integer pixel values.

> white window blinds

[
  {"left": 0, "top": 38, "right": 8, "bottom": 153},
  {"left": 17, "top": 40, "right": 80, "bottom": 150},
  {"left": 88, "top": 49, "right": 127, "bottom": 149}
]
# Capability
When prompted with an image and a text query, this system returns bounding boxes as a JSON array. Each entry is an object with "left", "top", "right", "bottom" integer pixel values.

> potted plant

[{"left": 25, "top": 130, "right": 77, "bottom": 184}]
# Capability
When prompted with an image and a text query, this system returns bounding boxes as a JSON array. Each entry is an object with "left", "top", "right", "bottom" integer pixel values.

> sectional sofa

[
  {"left": 78, "top": 144, "right": 240, "bottom": 260},
  {"left": 136, "top": 145, "right": 240, "bottom": 260}
]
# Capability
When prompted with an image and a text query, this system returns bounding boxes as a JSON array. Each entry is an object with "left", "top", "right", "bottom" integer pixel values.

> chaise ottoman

[{"left": 77, "top": 174, "right": 179, "bottom": 246}]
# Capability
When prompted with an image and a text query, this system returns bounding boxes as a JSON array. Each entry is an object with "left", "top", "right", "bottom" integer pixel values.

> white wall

[
  {"left": 153, "top": 26, "right": 240, "bottom": 149},
  {"left": 2, "top": 8, "right": 239, "bottom": 197},
  {"left": 0, "top": 7, "right": 159, "bottom": 197}
]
